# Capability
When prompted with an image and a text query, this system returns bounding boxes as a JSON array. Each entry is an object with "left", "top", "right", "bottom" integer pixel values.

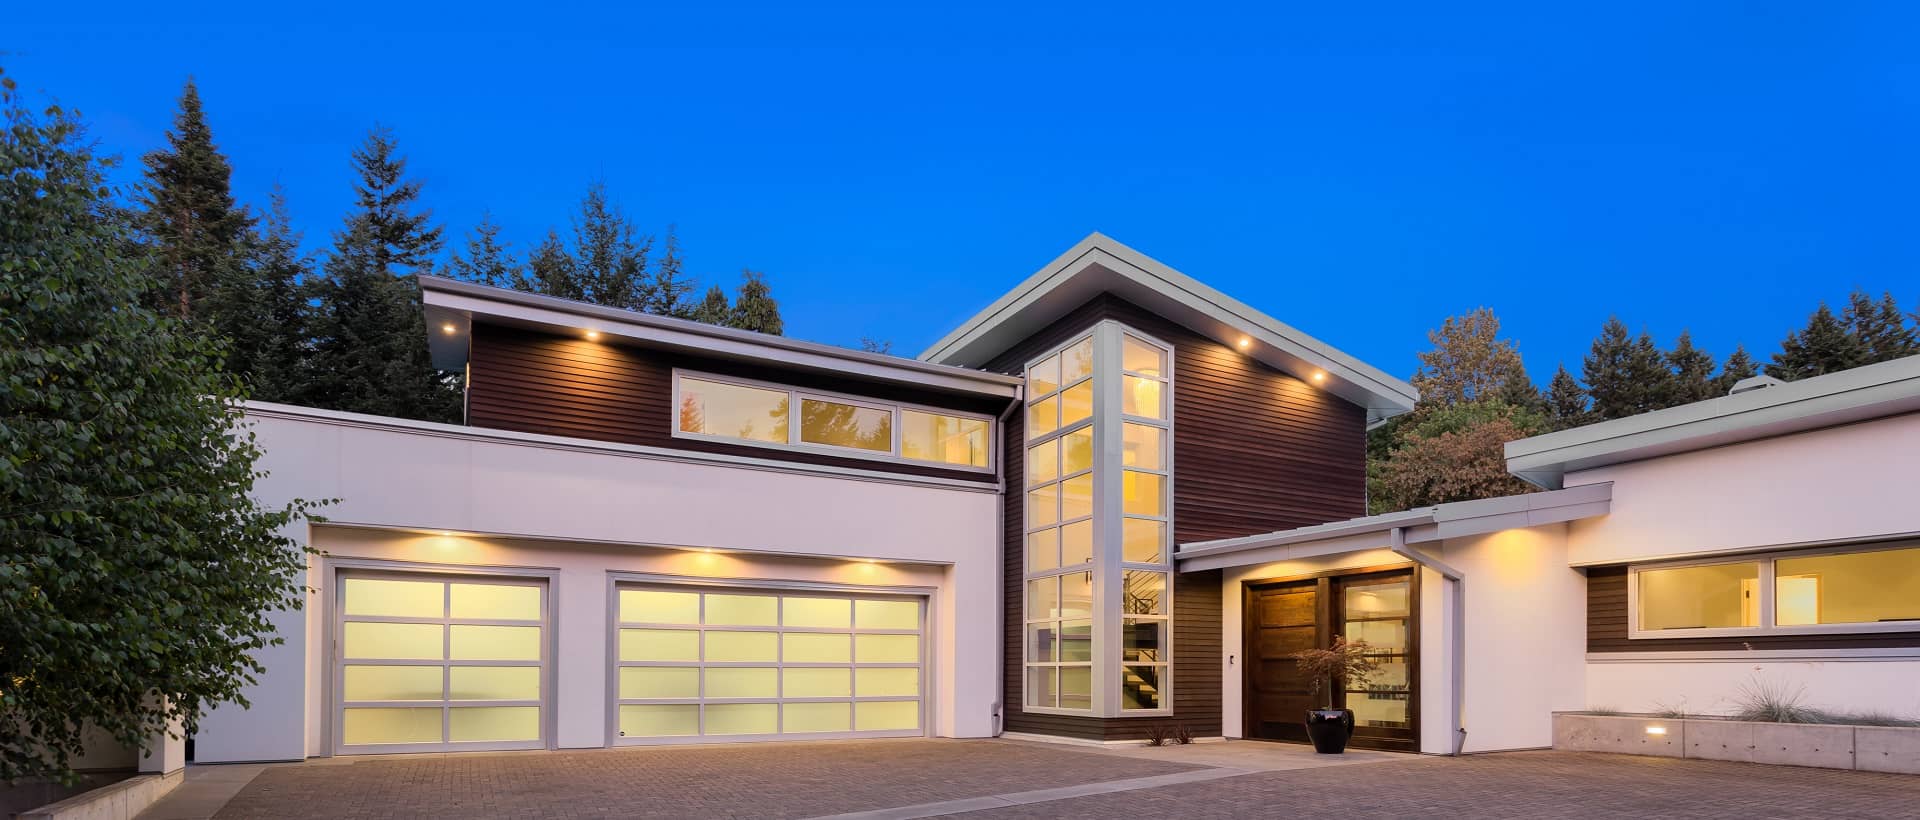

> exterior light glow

[
  {"left": 438, "top": 531, "right": 453, "bottom": 537},
  {"left": 585, "top": 330, "right": 601, "bottom": 340},
  {"left": 1236, "top": 337, "right": 1251, "bottom": 349},
  {"left": 1312, "top": 371, "right": 1326, "bottom": 383},
  {"left": 1646, "top": 726, "right": 1667, "bottom": 735},
  {"left": 441, "top": 323, "right": 457, "bottom": 334}
]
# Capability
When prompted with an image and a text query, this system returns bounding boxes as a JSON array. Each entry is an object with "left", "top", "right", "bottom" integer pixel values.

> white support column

[
  {"left": 1091, "top": 322, "right": 1125, "bottom": 717},
  {"left": 139, "top": 701, "right": 186, "bottom": 775}
]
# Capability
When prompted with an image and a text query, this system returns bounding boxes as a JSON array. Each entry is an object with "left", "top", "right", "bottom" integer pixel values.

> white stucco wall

[
  {"left": 1561, "top": 412, "right": 1920, "bottom": 566},
  {"left": 193, "top": 409, "right": 1001, "bottom": 762},
  {"left": 1587, "top": 659, "right": 1920, "bottom": 718},
  {"left": 1216, "top": 525, "right": 1586, "bottom": 755}
]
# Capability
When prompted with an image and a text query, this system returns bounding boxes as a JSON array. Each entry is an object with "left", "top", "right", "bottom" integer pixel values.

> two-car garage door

[{"left": 333, "top": 570, "right": 926, "bottom": 754}]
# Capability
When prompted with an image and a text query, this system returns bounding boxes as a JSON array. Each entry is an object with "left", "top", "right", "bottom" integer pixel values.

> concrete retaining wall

[
  {"left": 18, "top": 770, "right": 183, "bottom": 820},
  {"left": 1553, "top": 713, "right": 1920, "bottom": 774}
]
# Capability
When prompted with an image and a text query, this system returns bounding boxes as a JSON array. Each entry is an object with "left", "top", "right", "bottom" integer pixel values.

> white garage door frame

[
  {"left": 324, "top": 557, "right": 559, "bottom": 756},
  {"left": 604, "top": 572, "right": 939, "bottom": 746}
]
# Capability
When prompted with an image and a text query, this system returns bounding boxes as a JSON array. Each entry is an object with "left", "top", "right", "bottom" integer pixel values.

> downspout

[
  {"left": 990, "top": 388, "right": 1023, "bottom": 737},
  {"left": 1389, "top": 526, "right": 1468, "bottom": 756}
]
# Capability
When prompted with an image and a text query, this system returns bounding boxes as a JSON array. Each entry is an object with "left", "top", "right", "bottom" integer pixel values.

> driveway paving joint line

[{"left": 808, "top": 766, "right": 1254, "bottom": 820}]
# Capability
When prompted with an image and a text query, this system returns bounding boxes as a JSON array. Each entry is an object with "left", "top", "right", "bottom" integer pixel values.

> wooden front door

[{"left": 1244, "top": 579, "right": 1321, "bottom": 742}]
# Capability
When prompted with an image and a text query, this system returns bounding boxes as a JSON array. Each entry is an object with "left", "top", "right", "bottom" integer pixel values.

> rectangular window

[
  {"left": 672, "top": 371, "right": 993, "bottom": 470},
  {"left": 1631, "top": 542, "right": 1920, "bottom": 638}
]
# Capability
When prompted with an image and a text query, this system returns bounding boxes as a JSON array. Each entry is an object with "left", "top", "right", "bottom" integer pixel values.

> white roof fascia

[
  {"left": 420, "top": 276, "right": 1021, "bottom": 399},
  {"left": 918, "top": 233, "right": 1418, "bottom": 422},
  {"left": 1175, "top": 483, "right": 1611, "bottom": 572},
  {"left": 1505, "top": 355, "right": 1920, "bottom": 489}
]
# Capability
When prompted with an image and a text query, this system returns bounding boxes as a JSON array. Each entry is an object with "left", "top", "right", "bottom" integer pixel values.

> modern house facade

[{"left": 174, "top": 233, "right": 1920, "bottom": 765}]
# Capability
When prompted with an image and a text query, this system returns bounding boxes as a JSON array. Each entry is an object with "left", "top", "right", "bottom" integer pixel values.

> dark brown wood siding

[
  {"left": 1587, "top": 565, "right": 1920, "bottom": 652},
  {"left": 466, "top": 322, "right": 1004, "bottom": 480},
  {"left": 990, "top": 294, "right": 1368, "bottom": 740}
]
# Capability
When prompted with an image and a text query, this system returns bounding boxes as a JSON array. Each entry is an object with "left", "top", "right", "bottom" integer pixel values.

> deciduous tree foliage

[
  {"left": 1409, "top": 308, "right": 1527, "bottom": 405},
  {"left": 0, "top": 72, "right": 318, "bottom": 782}
]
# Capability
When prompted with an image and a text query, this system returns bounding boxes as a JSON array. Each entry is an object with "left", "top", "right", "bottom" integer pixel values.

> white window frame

[
  {"left": 1021, "top": 331, "right": 1099, "bottom": 715},
  {"left": 670, "top": 369, "right": 995, "bottom": 473},
  {"left": 1113, "top": 324, "right": 1174, "bottom": 715},
  {"left": 1627, "top": 540, "right": 1920, "bottom": 640}
]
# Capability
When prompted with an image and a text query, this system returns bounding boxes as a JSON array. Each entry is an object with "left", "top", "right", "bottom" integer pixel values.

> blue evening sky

[{"left": 10, "top": 3, "right": 1917, "bottom": 385}]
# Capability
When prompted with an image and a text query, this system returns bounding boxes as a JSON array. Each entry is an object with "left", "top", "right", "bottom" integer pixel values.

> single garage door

[
  {"left": 614, "top": 583, "right": 926, "bottom": 743},
  {"left": 333, "top": 571, "right": 548, "bottom": 754}
]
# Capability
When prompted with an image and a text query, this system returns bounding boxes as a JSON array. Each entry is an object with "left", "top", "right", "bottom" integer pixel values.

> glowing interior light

[
  {"left": 1646, "top": 726, "right": 1668, "bottom": 735},
  {"left": 441, "top": 323, "right": 457, "bottom": 334}
]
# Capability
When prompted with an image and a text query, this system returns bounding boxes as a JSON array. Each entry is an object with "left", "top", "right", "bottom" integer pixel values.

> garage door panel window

[
  {"left": 336, "top": 573, "right": 547, "bottom": 753},
  {"left": 614, "top": 585, "right": 925, "bottom": 742}
]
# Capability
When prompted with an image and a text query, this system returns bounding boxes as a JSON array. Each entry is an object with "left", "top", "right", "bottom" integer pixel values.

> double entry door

[{"left": 1243, "top": 566, "right": 1417, "bottom": 752}]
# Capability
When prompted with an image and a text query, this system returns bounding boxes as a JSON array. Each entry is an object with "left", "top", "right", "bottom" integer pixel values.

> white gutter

[{"left": 1388, "top": 526, "right": 1467, "bottom": 756}]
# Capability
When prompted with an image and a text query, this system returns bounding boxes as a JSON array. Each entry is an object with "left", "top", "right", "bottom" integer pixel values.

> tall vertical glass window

[{"left": 1022, "top": 323, "right": 1174, "bottom": 716}]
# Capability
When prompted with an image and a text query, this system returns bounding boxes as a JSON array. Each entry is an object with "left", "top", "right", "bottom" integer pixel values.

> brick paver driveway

[{"left": 205, "top": 740, "right": 1920, "bottom": 819}]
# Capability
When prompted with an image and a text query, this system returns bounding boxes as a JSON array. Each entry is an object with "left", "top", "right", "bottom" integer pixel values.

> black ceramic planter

[{"left": 1304, "top": 708, "right": 1355, "bottom": 754}]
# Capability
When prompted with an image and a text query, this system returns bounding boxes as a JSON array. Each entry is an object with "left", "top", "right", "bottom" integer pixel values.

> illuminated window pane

[
  {"left": 1350, "top": 690, "right": 1408, "bottom": 728},
  {"left": 620, "top": 590, "right": 700, "bottom": 625},
  {"left": 1061, "top": 572, "right": 1093, "bottom": 620},
  {"left": 854, "top": 701, "right": 920, "bottom": 731},
  {"left": 1058, "top": 619, "right": 1093, "bottom": 662},
  {"left": 1029, "top": 354, "right": 1061, "bottom": 397},
  {"left": 854, "top": 634, "right": 919, "bottom": 663},
  {"left": 1027, "top": 622, "right": 1057, "bottom": 662},
  {"left": 705, "top": 703, "right": 777, "bottom": 735},
  {"left": 1028, "top": 484, "right": 1060, "bottom": 528},
  {"left": 1028, "top": 528, "right": 1060, "bottom": 573},
  {"left": 1027, "top": 667, "right": 1057, "bottom": 708},
  {"left": 783, "top": 667, "right": 851, "bottom": 698},
  {"left": 1060, "top": 474, "right": 1093, "bottom": 520},
  {"left": 1120, "top": 666, "right": 1162, "bottom": 710},
  {"left": 344, "top": 622, "right": 442, "bottom": 660},
  {"left": 450, "top": 583, "right": 540, "bottom": 621},
  {"left": 1776, "top": 546, "right": 1920, "bottom": 625},
  {"left": 342, "top": 707, "right": 440, "bottom": 745},
  {"left": 620, "top": 704, "right": 698, "bottom": 737},
  {"left": 343, "top": 578, "right": 442, "bottom": 618},
  {"left": 1345, "top": 619, "right": 1408, "bottom": 649},
  {"left": 1123, "top": 518, "right": 1165, "bottom": 563},
  {"left": 1638, "top": 563, "right": 1761, "bottom": 630},
  {"left": 855, "top": 667, "right": 919, "bottom": 697},
  {"left": 678, "top": 378, "right": 787, "bottom": 443},
  {"left": 1061, "top": 520, "right": 1093, "bottom": 567},
  {"left": 450, "top": 666, "right": 540, "bottom": 700},
  {"left": 1026, "top": 439, "right": 1059, "bottom": 484},
  {"left": 1061, "top": 338, "right": 1094, "bottom": 383},
  {"left": 1060, "top": 666, "right": 1092, "bottom": 710},
  {"left": 1061, "top": 381, "right": 1093, "bottom": 427},
  {"left": 799, "top": 398, "right": 892, "bottom": 452},
  {"left": 449, "top": 706, "right": 539, "bottom": 742},
  {"left": 1123, "top": 471, "right": 1165, "bottom": 517},
  {"left": 1028, "top": 396, "right": 1059, "bottom": 440},
  {"left": 1061, "top": 427, "right": 1094, "bottom": 475},
  {"left": 1028, "top": 577, "right": 1059, "bottom": 620},
  {"left": 704, "top": 667, "right": 777, "bottom": 699},
  {"left": 1121, "top": 423, "right": 1163, "bottom": 470},
  {"left": 1123, "top": 375, "right": 1163, "bottom": 419},
  {"left": 784, "top": 702, "right": 851, "bottom": 733},
  {"left": 855, "top": 599, "right": 919, "bottom": 630},
  {"left": 1123, "top": 619, "right": 1165, "bottom": 663},
  {"left": 783, "top": 597, "right": 852, "bottom": 629},
  {"left": 619, "top": 667, "right": 700, "bottom": 699},
  {"left": 620, "top": 629, "right": 700, "bottom": 662},
  {"left": 705, "top": 631, "right": 778, "bottom": 662},
  {"left": 1122, "top": 335, "right": 1165, "bottom": 376},
  {"left": 783, "top": 633, "right": 851, "bottom": 663},
  {"left": 1123, "top": 571, "right": 1167, "bottom": 615},
  {"left": 344, "top": 665, "right": 443, "bottom": 701},
  {"left": 449, "top": 625, "right": 541, "bottom": 661},
  {"left": 1344, "top": 581, "right": 1411, "bottom": 619},
  {"left": 901, "top": 411, "right": 989, "bottom": 468},
  {"left": 705, "top": 594, "right": 778, "bottom": 627}
]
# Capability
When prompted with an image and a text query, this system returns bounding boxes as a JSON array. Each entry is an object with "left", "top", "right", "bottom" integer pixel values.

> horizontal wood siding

[
  {"left": 1587, "top": 565, "right": 1920, "bottom": 651},
  {"left": 991, "top": 294, "right": 1367, "bottom": 740},
  {"left": 467, "top": 323, "right": 1002, "bottom": 480}
]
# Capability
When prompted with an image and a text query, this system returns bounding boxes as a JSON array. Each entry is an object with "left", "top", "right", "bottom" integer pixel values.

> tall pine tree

[
  {"left": 523, "top": 229, "right": 583, "bottom": 299},
  {"left": 303, "top": 128, "right": 459, "bottom": 422},
  {"left": 1712, "top": 345, "right": 1759, "bottom": 394},
  {"left": 1768, "top": 302, "right": 1865, "bottom": 380},
  {"left": 1663, "top": 330, "right": 1718, "bottom": 407},
  {"left": 572, "top": 183, "right": 650, "bottom": 309},
  {"left": 729, "top": 269, "right": 783, "bottom": 334},
  {"left": 1583, "top": 318, "right": 1672, "bottom": 420},
  {"left": 689, "top": 284, "right": 732, "bottom": 325},
  {"left": 1845, "top": 290, "right": 1918, "bottom": 364},
  {"left": 443, "top": 212, "right": 521, "bottom": 289},
  {"left": 650, "top": 225, "right": 695, "bottom": 317},
  {"left": 233, "top": 187, "right": 311, "bottom": 402},
  {"left": 1544, "top": 365, "right": 1587, "bottom": 430},
  {"left": 138, "top": 79, "right": 253, "bottom": 324}
]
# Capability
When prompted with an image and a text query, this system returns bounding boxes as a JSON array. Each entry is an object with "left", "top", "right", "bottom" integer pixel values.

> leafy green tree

[
  {"left": 138, "top": 79, "right": 253, "bottom": 322},
  {"left": 1713, "top": 345, "right": 1759, "bottom": 394},
  {"left": 572, "top": 183, "right": 650, "bottom": 309},
  {"left": 1662, "top": 330, "right": 1718, "bottom": 407},
  {"left": 1543, "top": 365, "right": 1587, "bottom": 429},
  {"left": 1844, "top": 290, "right": 1917, "bottom": 364},
  {"left": 303, "top": 128, "right": 459, "bottom": 421},
  {"left": 231, "top": 187, "right": 311, "bottom": 403},
  {"left": 650, "top": 224, "right": 694, "bottom": 317},
  {"left": 523, "top": 229, "right": 582, "bottom": 299},
  {"left": 728, "top": 269, "right": 783, "bottom": 334},
  {"left": 689, "top": 283, "right": 732, "bottom": 325},
  {"left": 0, "top": 71, "right": 318, "bottom": 783},
  {"left": 1583, "top": 318, "right": 1672, "bottom": 420},
  {"left": 443, "top": 212, "right": 521, "bottom": 289},
  {"left": 1767, "top": 302, "right": 1865, "bottom": 381}
]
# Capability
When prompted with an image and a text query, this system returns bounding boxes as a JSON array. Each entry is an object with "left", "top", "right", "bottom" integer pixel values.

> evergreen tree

[
  {"left": 650, "top": 224, "right": 695, "bottom": 317},
  {"left": 1713, "top": 345, "right": 1760, "bottom": 394},
  {"left": 689, "top": 284, "right": 732, "bottom": 325},
  {"left": 572, "top": 183, "right": 650, "bottom": 309},
  {"left": 443, "top": 212, "right": 521, "bottom": 289},
  {"left": 859, "top": 337, "right": 894, "bottom": 354},
  {"left": 1663, "top": 330, "right": 1718, "bottom": 407},
  {"left": 138, "top": 79, "right": 253, "bottom": 322},
  {"left": 1845, "top": 290, "right": 1918, "bottom": 364},
  {"left": 1583, "top": 318, "right": 1672, "bottom": 420},
  {"left": 523, "top": 229, "right": 583, "bottom": 299},
  {"left": 233, "top": 187, "right": 311, "bottom": 402},
  {"left": 1767, "top": 303, "right": 1865, "bottom": 381},
  {"left": 303, "top": 128, "right": 459, "bottom": 422},
  {"left": 729, "top": 269, "right": 783, "bottom": 334},
  {"left": 1544, "top": 365, "right": 1587, "bottom": 429}
]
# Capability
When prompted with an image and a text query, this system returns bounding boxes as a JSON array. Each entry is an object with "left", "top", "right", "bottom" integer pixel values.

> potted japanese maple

[{"left": 1292, "top": 637, "right": 1380, "bottom": 754}]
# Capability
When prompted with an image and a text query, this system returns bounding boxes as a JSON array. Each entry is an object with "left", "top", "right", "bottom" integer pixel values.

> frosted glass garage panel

[
  {"left": 342, "top": 708, "right": 440, "bottom": 745},
  {"left": 855, "top": 701, "right": 920, "bottom": 731},
  {"left": 344, "top": 622, "right": 442, "bottom": 660},
  {"left": 784, "top": 597, "right": 852, "bottom": 629},
  {"left": 343, "top": 578, "right": 443, "bottom": 618},
  {"left": 621, "top": 629, "right": 701, "bottom": 662},
  {"left": 705, "top": 703, "right": 778, "bottom": 735},
  {"left": 855, "top": 634, "right": 920, "bottom": 663},
  {"left": 620, "top": 704, "right": 698, "bottom": 738},
  {"left": 855, "top": 668, "right": 918, "bottom": 697},
  {"left": 450, "top": 583, "right": 541, "bottom": 621},
  {"left": 449, "top": 666, "right": 540, "bottom": 701},
  {"left": 621, "top": 590, "right": 700, "bottom": 625},
  {"left": 705, "top": 594, "right": 778, "bottom": 626},
  {"left": 449, "top": 625, "right": 541, "bottom": 661},
  {"left": 344, "top": 666, "right": 443, "bottom": 701},
  {"left": 705, "top": 631, "right": 778, "bottom": 662},
  {"left": 784, "top": 702, "right": 851, "bottom": 733},
  {"left": 854, "top": 600, "right": 918, "bottom": 630},
  {"left": 621, "top": 667, "right": 700, "bottom": 700},
  {"left": 783, "top": 667, "right": 852, "bottom": 698},
  {"left": 449, "top": 706, "right": 540, "bottom": 742},
  {"left": 783, "top": 633, "right": 851, "bottom": 663}
]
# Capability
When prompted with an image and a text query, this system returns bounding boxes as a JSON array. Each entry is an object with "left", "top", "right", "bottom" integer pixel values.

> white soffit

[
  {"left": 1173, "top": 483, "right": 1612, "bottom": 572},
  {"left": 1505, "top": 355, "right": 1920, "bottom": 490},
  {"left": 917, "top": 233, "right": 1419, "bottom": 423},
  {"left": 420, "top": 276, "right": 1022, "bottom": 399}
]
